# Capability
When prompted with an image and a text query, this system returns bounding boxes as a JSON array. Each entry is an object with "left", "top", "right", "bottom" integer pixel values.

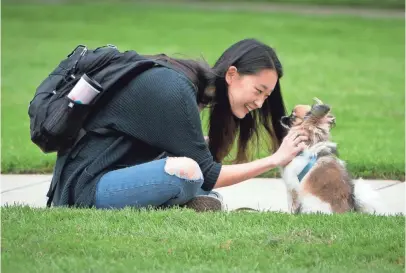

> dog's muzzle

[{"left": 281, "top": 115, "right": 292, "bottom": 127}]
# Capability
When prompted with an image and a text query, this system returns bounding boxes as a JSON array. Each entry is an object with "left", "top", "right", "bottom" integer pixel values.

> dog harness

[{"left": 297, "top": 152, "right": 318, "bottom": 182}]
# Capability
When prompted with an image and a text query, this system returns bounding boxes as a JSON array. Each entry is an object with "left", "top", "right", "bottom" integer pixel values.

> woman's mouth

[{"left": 245, "top": 104, "right": 253, "bottom": 112}]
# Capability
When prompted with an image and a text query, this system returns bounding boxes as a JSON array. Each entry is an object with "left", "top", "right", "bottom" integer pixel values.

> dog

[{"left": 280, "top": 98, "right": 384, "bottom": 214}]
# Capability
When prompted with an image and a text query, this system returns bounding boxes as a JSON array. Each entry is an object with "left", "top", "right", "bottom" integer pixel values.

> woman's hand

[
  {"left": 214, "top": 129, "right": 308, "bottom": 189},
  {"left": 272, "top": 129, "right": 308, "bottom": 167}
]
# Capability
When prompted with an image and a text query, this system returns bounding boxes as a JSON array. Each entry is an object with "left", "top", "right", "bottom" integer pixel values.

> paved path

[{"left": 1, "top": 175, "right": 404, "bottom": 215}]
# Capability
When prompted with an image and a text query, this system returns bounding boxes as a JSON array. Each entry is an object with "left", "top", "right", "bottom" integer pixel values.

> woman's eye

[{"left": 256, "top": 88, "right": 263, "bottom": 94}]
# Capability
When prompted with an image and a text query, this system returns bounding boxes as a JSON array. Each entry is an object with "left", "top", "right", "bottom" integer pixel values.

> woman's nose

[{"left": 253, "top": 99, "right": 264, "bottom": 109}]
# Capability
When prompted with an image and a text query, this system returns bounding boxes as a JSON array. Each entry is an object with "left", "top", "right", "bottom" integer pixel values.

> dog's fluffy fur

[{"left": 280, "top": 98, "right": 384, "bottom": 214}]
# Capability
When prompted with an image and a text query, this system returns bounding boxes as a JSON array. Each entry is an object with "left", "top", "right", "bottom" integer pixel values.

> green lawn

[
  {"left": 1, "top": 3, "right": 405, "bottom": 179},
  {"left": 4, "top": 0, "right": 405, "bottom": 10},
  {"left": 1, "top": 206, "right": 404, "bottom": 273}
]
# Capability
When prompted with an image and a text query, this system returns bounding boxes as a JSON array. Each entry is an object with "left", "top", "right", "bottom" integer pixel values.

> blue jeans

[{"left": 95, "top": 158, "right": 210, "bottom": 209}]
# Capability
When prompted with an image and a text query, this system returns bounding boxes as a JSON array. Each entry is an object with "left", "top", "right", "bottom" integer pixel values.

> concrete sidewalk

[{"left": 1, "top": 174, "right": 404, "bottom": 215}]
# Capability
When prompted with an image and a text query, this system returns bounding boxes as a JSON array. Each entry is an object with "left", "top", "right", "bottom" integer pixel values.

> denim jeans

[{"left": 95, "top": 158, "right": 211, "bottom": 209}]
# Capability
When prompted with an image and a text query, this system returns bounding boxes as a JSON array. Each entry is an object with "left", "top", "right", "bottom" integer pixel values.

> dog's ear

[
  {"left": 312, "top": 97, "right": 323, "bottom": 106},
  {"left": 280, "top": 116, "right": 291, "bottom": 129}
]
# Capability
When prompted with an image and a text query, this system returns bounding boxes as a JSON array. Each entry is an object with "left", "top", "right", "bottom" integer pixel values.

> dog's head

[{"left": 281, "top": 98, "right": 336, "bottom": 144}]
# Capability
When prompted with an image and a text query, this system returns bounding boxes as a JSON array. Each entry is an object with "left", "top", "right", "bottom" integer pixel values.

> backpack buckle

[{"left": 107, "top": 44, "right": 118, "bottom": 49}]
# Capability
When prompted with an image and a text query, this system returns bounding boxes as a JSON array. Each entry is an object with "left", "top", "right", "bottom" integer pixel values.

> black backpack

[{"left": 28, "top": 44, "right": 166, "bottom": 154}]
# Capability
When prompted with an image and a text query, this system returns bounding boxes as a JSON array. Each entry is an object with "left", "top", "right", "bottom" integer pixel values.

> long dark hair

[{"left": 144, "top": 39, "right": 287, "bottom": 163}]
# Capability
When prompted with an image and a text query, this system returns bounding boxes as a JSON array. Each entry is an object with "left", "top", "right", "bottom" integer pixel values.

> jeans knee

[{"left": 164, "top": 157, "right": 203, "bottom": 181}]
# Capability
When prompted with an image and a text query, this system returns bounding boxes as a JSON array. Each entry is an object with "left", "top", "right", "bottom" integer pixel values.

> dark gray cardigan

[{"left": 48, "top": 66, "right": 222, "bottom": 207}]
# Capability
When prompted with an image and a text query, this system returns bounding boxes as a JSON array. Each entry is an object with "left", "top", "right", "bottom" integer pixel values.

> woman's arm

[{"left": 214, "top": 130, "right": 307, "bottom": 188}]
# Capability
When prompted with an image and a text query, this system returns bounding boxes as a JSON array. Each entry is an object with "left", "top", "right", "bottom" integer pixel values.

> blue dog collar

[{"left": 297, "top": 152, "right": 317, "bottom": 182}]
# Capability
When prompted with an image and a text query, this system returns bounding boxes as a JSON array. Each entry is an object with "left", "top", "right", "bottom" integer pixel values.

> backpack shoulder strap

[{"left": 46, "top": 127, "right": 120, "bottom": 207}]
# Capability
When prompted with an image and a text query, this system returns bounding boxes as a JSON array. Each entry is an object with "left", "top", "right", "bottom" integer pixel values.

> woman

[{"left": 49, "top": 38, "right": 308, "bottom": 211}]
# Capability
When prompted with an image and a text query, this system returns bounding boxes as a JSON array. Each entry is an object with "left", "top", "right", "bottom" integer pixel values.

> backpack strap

[
  {"left": 72, "top": 128, "right": 116, "bottom": 148},
  {"left": 46, "top": 127, "right": 119, "bottom": 207}
]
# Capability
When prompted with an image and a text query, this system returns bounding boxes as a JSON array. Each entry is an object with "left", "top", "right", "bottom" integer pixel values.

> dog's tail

[{"left": 353, "top": 178, "right": 386, "bottom": 215}]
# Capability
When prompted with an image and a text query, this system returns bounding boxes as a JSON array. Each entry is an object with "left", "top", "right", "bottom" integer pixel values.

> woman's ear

[{"left": 225, "top": 66, "right": 238, "bottom": 85}]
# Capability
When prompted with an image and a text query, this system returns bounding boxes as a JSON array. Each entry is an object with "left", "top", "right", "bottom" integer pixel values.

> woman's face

[{"left": 226, "top": 66, "right": 278, "bottom": 119}]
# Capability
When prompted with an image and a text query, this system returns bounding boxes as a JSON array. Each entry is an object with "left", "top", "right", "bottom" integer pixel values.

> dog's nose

[{"left": 280, "top": 116, "right": 292, "bottom": 127}]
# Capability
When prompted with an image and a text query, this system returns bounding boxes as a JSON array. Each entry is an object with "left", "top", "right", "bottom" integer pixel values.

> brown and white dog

[{"left": 280, "top": 98, "right": 384, "bottom": 214}]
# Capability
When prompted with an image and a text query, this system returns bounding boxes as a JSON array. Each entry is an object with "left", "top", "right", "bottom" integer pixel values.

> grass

[
  {"left": 1, "top": 205, "right": 405, "bottom": 273},
  {"left": 1, "top": 3, "right": 405, "bottom": 179},
  {"left": 5, "top": 0, "right": 405, "bottom": 10}
]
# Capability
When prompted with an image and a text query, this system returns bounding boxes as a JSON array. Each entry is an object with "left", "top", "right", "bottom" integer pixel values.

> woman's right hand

[{"left": 272, "top": 129, "right": 308, "bottom": 167}]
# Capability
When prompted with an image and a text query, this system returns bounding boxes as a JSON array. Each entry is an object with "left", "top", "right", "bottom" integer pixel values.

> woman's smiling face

[{"left": 226, "top": 66, "right": 279, "bottom": 119}]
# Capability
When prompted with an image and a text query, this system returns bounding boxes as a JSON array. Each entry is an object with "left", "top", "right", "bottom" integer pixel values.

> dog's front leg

[
  {"left": 282, "top": 160, "right": 304, "bottom": 214},
  {"left": 286, "top": 188, "right": 294, "bottom": 213},
  {"left": 286, "top": 188, "right": 300, "bottom": 214},
  {"left": 282, "top": 152, "right": 315, "bottom": 214}
]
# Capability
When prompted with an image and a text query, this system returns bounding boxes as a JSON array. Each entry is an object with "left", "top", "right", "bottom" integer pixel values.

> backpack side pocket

[{"left": 39, "top": 96, "right": 91, "bottom": 152}]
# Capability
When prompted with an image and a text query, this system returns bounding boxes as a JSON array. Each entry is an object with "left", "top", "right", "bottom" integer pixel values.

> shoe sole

[{"left": 183, "top": 196, "right": 223, "bottom": 212}]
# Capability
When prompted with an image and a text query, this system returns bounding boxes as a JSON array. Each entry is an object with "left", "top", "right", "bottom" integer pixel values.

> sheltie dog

[{"left": 280, "top": 98, "right": 384, "bottom": 214}]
